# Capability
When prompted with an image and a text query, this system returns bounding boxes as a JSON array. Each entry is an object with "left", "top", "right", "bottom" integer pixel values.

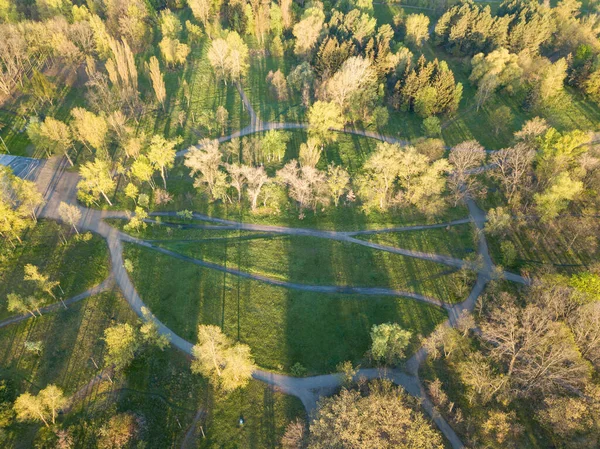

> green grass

[
  {"left": 357, "top": 223, "right": 477, "bottom": 258},
  {"left": 486, "top": 223, "right": 597, "bottom": 274},
  {"left": 123, "top": 243, "right": 448, "bottom": 375},
  {"left": 245, "top": 54, "right": 307, "bottom": 123},
  {"left": 0, "top": 220, "right": 110, "bottom": 321},
  {"left": 137, "top": 38, "right": 251, "bottom": 149},
  {"left": 156, "top": 233, "right": 472, "bottom": 301}
]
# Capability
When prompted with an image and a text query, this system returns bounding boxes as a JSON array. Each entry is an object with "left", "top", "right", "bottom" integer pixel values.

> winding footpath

[{"left": 0, "top": 87, "right": 532, "bottom": 449}]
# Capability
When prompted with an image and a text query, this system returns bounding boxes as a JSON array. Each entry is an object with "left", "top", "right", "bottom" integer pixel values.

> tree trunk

[{"left": 100, "top": 190, "right": 113, "bottom": 206}]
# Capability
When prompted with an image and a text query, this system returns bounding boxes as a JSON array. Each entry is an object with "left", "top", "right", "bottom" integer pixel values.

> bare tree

[
  {"left": 448, "top": 140, "right": 486, "bottom": 204},
  {"left": 489, "top": 143, "right": 535, "bottom": 207}
]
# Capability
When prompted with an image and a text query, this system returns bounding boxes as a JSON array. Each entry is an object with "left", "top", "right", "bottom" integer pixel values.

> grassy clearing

[
  {"left": 156, "top": 233, "right": 472, "bottom": 301},
  {"left": 0, "top": 220, "right": 110, "bottom": 321},
  {"left": 357, "top": 223, "right": 477, "bottom": 258},
  {"left": 123, "top": 243, "right": 448, "bottom": 375},
  {"left": 244, "top": 54, "right": 306, "bottom": 123}
]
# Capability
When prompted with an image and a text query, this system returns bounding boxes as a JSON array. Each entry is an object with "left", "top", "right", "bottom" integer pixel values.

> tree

[
  {"left": 7, "top": 293, "right": 41, "bottom": 318},
  {"left": 534, "top": 172, "right": 583, "bottom": 222},
  {"left": 146, "top": 135, "right": 181, "bottom": 189},
  {"left": 369, "top": 323, "right": 412, "bottom": 365},
  {"left": 191, "top": 325, "right": 256, "bottom": 392},
  {"left": 225, "top": 163, "right": 245, "bottom": 202},
  {"left": 307, "top": 101, "right": 344, "bottom": 145},
  {"left": 226, "top": 31, "right": 249, "bottom": 81},
  {"left": 293, "top": 7, "right": 325, "bottom": 57},
  {"left": 148, "top": 56, "right": 166, "bottom": 108},
  {"left": 448, "top": 140, "right": 486, "bottom": 204},
  {"left": 207, "top": 38, "right": 229, "bottom": 82},
  {"left": 97, "top": 413, "right": 141, "bottom": 449},
  {"left": 357, "top": 143, "right": 449, "bottom": 215},
  {"left": 266, "top": 69, "right": 288, "bottom": 100},
  {"left": 533, "top": 58, "right": 568, "bottom": 107},
  {"left": 188, "top": 0, "right": 211, "bottom": 26},
  {"left": 277, "top": 161, "right": 329, "bottom": 214},
  {"left": 299, "top": 138, "right": 322, "bottom": 168},
  {"left": 324, "top": 56, "right": 376, "bottom": 114},
  {"left": 58, "top": 202, "right": 82, "bottom": 234},
  {"left": 241, "top": 165, "right": 269, "bottom": 210},
  {"left": 70, "top": 108, "right": 108, "bottom": 153},
  {"left": 309, "top": 381, "right": 444, "bottom": 449},
  {"left": 490, "top": 105, "right": 514, "bottom": 136},
  {"left": 261, "top": 130, "right": 288, "bottom": 163},
  {"left": 185, "top": 139, "right": 227, "bottom": 201},
  {"left": 27, "top": 69, "right": 57, "bottom": 105},
  {"left": 24, "top": 264, "right": 59, "bottom": 302},
  {"left": 159, "top": 37, "right": 190, "bottom": 67},
  {"left": 14, "top": 385, "right": 66, "bottom": 427},
  {"left": 207, "top": 33, "right": 249, "bottom": 83},
  {"left": 159, "top": 9, "right": 182, "bottom": 39},
  {"left": 14, "top": 178, "right": 44, "bottom": 222},
  {"left": 470, "top": 48, "right": 522, "bottom": 109},
  {"left": 216, "top": 105, "right": 229, "bottom": 135},
  {"left": 422, "top": 116, "right": 442, "bottom": 137},
  {"left": 103, "top": 323, "right": 141, "bottom": 372},
  {"left": 405, "top": 14, "right": 430, "bottom": 47},
  {"left": 27, "top": 117, "right": 74, "bottom": 165},
  {"left": 78, "top": 159, "right": 115, "bottom": 206},
  {"left": 481, "top": 302, "right": 591, "bottom": 398},
  {"left": 327, "top": 164, "right": 350, "bottom": 207},
  {"left": 489, "top": 143, "right": 535, "bottom": 207},
  {"left": 282, "top": 418, "right": 308, "bottom": 449}
]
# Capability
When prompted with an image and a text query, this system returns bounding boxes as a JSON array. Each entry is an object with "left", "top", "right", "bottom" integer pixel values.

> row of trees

[{"left": 182, "top": 134, "right": 487, "bottom": 218}]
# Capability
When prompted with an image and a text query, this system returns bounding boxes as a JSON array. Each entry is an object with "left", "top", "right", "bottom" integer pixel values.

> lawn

[
  {"left": 244, "top": 54, "right": 307, "bottom": 123},
  {"left": 357, "top": 223, "right": 478, "bottom": 258},
  {"left": 0, "top": 220, "right": 110, "bottom": 321},
  {"left": 123, "top": 243, "right": 448, "bottom": 375},
  {"left": 154, "top": 233, "right": 473, "bottom": 301}
]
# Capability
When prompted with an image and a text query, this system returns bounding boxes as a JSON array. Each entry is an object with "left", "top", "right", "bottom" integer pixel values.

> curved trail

[{"left": 1, "top": 86, "right": 531, "bottom": 449}]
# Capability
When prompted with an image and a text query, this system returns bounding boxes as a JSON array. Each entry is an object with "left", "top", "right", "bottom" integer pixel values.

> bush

[
  {"left": 290, "top": 362, "right": 307, "bottom": 377},
  {"left": 422, "top": 116, "right": 442, "bottom": 137},
  {"left": 500, "top": 241, "right": 517, "bottom": 267}
]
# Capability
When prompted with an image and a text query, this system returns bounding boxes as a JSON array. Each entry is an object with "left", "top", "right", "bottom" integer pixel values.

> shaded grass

[
  {"left": 486, "top": 223, "right": 597, "bottom": 274},
  {"left": 157, "top": 234, "right": 471, "bottom": 301},
  {"left": 357, "top": 223, "right": 477, "bottom": 258},
  {"left": 137, "top": 38, "right": 251, "bottom": 149},
  {"left": 0, "top": 220, "right": 110, "bottom": 320},
  {"left": 244, "top": 54, "right": 306, "bottom": 123},
  {"left": 123, "top": 243, "right": 448, "bottom": 374}
]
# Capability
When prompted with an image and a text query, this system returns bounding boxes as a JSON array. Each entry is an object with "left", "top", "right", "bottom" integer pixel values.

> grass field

[
  {"left": 155, "top": 233, "right": 473, "bottom": 301},
  {"left": 123, "top": 243, "right": 448, "bottom": 375},
  {"left": 357, "top": 223, "right": 477, "bottom": 258},
  {"left": 0, "top": 220, "right": 110, "bottom": 321}
]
